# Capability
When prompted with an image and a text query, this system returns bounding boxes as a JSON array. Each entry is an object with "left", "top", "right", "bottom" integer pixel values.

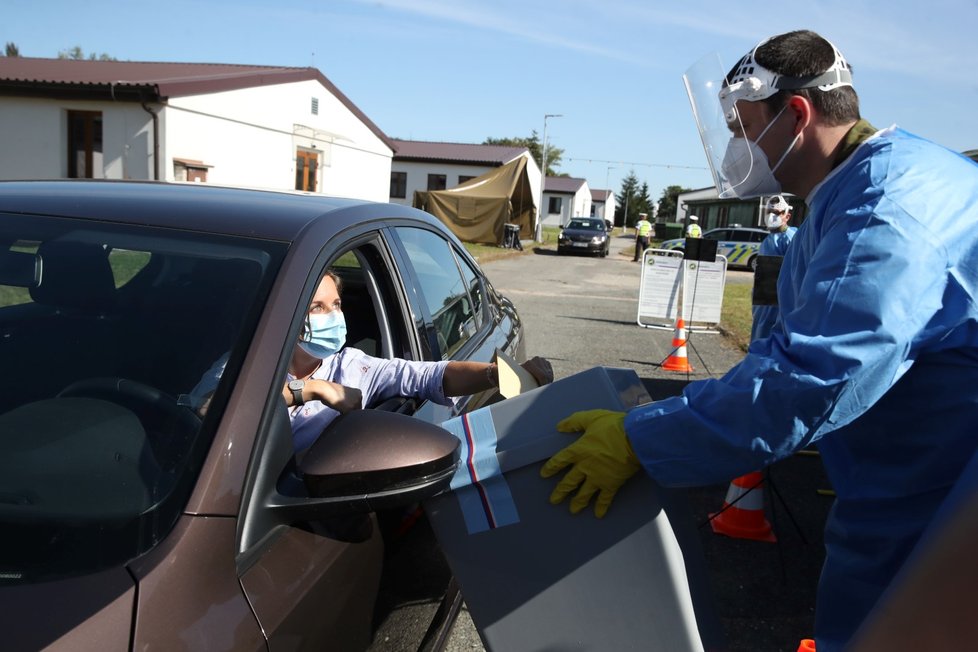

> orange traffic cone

[
  {"left": 662, "top": 317, "right": 693, "bottom": 372},
  {"left": 709, "top": 471, "right": 777, "bottom": 542},
  {"left": 797, "top": 639, "right": 816, "bottom": 652}
]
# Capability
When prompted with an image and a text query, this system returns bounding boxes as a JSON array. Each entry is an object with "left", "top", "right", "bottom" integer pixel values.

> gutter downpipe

[{"left": 139, "top": 90, "right": 160, "bottom": 181}]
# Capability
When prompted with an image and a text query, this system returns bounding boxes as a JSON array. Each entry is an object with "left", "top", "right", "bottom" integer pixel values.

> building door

[{"left": 295, "top": 150, "right": 318, "bottom": 191}]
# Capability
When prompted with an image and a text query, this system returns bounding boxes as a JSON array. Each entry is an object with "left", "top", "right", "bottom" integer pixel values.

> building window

[
  {"left": 311, "top": 97, "right": 319, "bottom": 115},
  {"left": 295, "top": 149, "right": 319, "bottom": 192},
  {"left": 390, "top": 171, "right": 407, "bottom": 198},
  {"left": 458, "top": 175, "right": 475, "bottom": 185},
  {"left": 427, "top": 174, "right": 447, "bottom": 191},
  {"left": 590, "top": 205, "right": 597, "bottom": 216},
  {"left": 548, "top": 197, "right": 562, "bottom": 214},
  {"left": 67, "top": 110, "right": 103, "bottom": 179}
]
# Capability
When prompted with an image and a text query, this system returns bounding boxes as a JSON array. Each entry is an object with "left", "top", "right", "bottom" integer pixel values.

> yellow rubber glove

[{"left": 539, "top": 409, "right": 641, "bottom": 518}]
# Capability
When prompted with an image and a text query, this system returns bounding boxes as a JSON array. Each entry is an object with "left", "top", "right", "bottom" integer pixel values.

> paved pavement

[{"left": 369, "top": 233, "right": 831, "bottom": 652}]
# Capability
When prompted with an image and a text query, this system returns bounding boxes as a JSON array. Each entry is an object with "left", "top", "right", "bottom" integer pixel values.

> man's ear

[{"left": 787, "top": 95, "right": 813, "bottom": 134}]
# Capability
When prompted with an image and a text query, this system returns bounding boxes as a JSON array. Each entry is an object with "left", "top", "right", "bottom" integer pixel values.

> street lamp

[
  {"left": 605, "top": 165, "right": 616, "bottom": 232},
  {"left": 535, "top": 113, "right": 563, "bottom": 242}
]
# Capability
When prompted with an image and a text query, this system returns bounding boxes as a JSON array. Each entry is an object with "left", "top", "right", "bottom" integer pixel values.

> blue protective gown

[
  {"left": 624, "top": 126, "right": 978, "bottom": 650},
  {"left": 750, "top": 226, "right": 798, "bottom": 342}
]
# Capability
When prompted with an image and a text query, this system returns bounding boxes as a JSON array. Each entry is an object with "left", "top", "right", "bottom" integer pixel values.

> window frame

[
  {"left": 390, "top": 171, "right": 407, "bottom": 199},
  {"left": 427, "top": 174, "right": 447, "bottom": 191},
  {"left": 66, "top": 109, "right": 103, "bottom": 179}
]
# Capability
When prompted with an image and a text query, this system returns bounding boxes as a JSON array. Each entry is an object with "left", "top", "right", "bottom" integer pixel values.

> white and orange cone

[
  {"left": 709, "top": 471, "right": 777, "bottom": 543},
  {"left": 662, "top": 317, "right": 693, "bottom": 372}
]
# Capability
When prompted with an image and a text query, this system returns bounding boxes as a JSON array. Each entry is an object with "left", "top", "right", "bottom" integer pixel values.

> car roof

[{"left": 0, "top": 180, "right": 442, "bottom": 242}]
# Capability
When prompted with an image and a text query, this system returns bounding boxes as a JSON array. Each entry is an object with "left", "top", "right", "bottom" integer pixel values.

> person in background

[
  {"left": 542, "top": 29, "right": 978, "bottom": 651},
  {"left": 749, "top": 194, "right": 798, "bottom": 342},
  {"left": 633, "top": 212, "right": 652, "bottom": 261},
  {"left": 685, "top": 215, "right": 702, "bottom": 238},
  {"left": 191, "top": 270, "right": 553, "bottom": 452}
]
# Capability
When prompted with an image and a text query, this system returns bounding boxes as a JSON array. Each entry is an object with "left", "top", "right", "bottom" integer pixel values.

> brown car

[{"left": 0, "top": 180, "right": 528, "bottom": 650}]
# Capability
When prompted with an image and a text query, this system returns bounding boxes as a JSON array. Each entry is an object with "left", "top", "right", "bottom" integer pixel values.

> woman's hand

[{"left": 521, "top": 356, "right": 554, "bottom": 386}]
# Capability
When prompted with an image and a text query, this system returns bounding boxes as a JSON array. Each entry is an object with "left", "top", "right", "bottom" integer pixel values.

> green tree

[
  {"left": 637, "top": 182, "right": 653, "bottom": 217},
  {"left": 484, "top": 132, "right": 563, "bottom": 176},
  {"left": 615, "top": 171, "right": 641, "bottom": 228},
  {"left": 57, "top": 46, "right": 116, "bottom": 61},
  {"left": 656, "top": 185, "right": 692, "bottom": 222},
  {"left": 4, "top": 42, "right": 20, "bottom": 57}
]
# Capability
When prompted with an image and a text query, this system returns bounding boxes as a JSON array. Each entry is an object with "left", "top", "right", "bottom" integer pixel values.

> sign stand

[{"left": 637, "top": 243, "right": 726, "bottom": 333}]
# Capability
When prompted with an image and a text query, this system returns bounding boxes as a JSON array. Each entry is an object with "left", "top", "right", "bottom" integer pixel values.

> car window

[
  {"left": 705, "top": 230, "right": 729, "bottom": 240},
  {"left": 394, "top": 227, "right": 478, "bottom": 359},
  {"left": 0, "top": 214, "right": 285, "bottom": 584},
  {"left": 750, "top": 231, "right": 767, "bottom": 243},
  {"left": 730, "top": 230, "right": 754, "bottom": 242},
  {"left": 567, "top": 219, "right": 603, "bottom": 231}
]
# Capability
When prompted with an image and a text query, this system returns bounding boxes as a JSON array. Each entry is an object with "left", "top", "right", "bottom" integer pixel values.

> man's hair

[{"left": 740, "top": 30, "right": 861, "bottom": 126}]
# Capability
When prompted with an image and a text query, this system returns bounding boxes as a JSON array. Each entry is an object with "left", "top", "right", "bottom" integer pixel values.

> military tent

[{"left": 412, "top": 157, "right": 535, "bottom": 245}]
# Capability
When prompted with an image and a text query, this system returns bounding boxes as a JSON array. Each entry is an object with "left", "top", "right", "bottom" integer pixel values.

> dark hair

[
  {"left": 738, "top": 30, "right": 861, "bottom": 126},
  {"left": 324, "top": 269, "right": 343, "bottom": 296}
]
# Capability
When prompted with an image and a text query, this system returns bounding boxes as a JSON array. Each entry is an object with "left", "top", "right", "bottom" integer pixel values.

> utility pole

[{"left": 535, "top": 113, "right": 563, "bottom": 242}]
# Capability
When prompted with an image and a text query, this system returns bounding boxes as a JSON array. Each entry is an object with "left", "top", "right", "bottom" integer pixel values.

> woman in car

[{"left": 191, "top": 270, "right": 553, "bottom": 452}]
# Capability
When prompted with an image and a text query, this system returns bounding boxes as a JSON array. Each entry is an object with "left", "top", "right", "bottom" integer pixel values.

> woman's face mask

[
  {"left": 720, "top": 105, "right": 800, "bottom": 199},
  {"left": 299, "top": 310, "right": 347, "bottom": 359}
]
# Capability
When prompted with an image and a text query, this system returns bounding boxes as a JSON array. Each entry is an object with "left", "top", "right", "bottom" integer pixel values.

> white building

[
  {"left": 541, "top": 176, "right": 591, "bottom": 228},
  {"left": 590, "top": 189, "right": 616, "bottom": 223},
  {"left": 389, "top": 139, "right": 541, "bottom": 209},
  {"left": 0, "top": 57, "right": 395, "bottom": 202}
]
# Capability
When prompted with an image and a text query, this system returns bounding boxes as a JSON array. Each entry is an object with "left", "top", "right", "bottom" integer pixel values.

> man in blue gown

[{"left": 542, "top": 29, "right": 978, "bottom": 651}]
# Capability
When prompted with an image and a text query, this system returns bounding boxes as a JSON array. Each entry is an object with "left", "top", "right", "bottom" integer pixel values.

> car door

[
  {"left": 725, "top": 229, "right": 759, "bottom": 268},
  {"left": 387, "top": 225, "right": 520, "bottom": 426},
  {"left": 235, "top": 229, "right": 419, "bottom": 652},
  {"left": 704, "top": 229, "right": 734, "bottom": 260}
]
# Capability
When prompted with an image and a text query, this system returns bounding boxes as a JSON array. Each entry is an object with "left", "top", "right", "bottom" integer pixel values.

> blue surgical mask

[{"left": 299, "top": 310, "right": 347, "bottom": 359}]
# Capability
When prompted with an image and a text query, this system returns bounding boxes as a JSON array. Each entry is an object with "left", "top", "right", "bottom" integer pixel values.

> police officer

[
  {"left": 685, "top": 215, "right": 702, "bottom": 238},
  {"left": 633, "top": 212, "right": 652, "bottom": 261}
]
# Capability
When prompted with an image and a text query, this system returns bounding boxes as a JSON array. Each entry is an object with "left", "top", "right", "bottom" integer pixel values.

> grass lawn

[{"left": 719, "top": 282, "right": 753, "bottom": 353}]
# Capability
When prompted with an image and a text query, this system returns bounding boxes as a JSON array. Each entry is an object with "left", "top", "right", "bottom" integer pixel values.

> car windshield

[
  {"left": 0, "top": 213, "right": 285, "bottom": 584},
  {"left": 567, "top": 220, "right": 603, "bottom": 231}
]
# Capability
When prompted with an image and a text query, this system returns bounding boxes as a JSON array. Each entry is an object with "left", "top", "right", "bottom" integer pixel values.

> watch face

[{"left": 289, "top": 379, "right": 304, "bottom": 391}]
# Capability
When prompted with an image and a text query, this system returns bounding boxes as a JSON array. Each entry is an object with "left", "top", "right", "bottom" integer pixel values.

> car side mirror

[
  {"left": 299, "top": 409, "right": 460, "bottom": 510},
  {"left": 261, "top": 409, "right": 460, "bottom": 528}
]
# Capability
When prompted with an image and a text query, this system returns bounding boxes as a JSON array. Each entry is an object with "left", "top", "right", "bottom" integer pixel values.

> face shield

[
  {"left": 765, "top": 194, "right": 791, "bottom": 229},
  {"left": 683, "top": 39, "right": 853, "bottom": 199}
]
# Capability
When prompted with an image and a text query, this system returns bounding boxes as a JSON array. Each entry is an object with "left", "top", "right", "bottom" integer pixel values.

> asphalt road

[{"left": 369, "top": 234, "right": 831, "bottom": 652}]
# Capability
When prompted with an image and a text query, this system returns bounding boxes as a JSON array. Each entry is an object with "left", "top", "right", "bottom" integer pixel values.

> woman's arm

[{"left": 441, "top": 356, "right": 553, "bottom": 396}]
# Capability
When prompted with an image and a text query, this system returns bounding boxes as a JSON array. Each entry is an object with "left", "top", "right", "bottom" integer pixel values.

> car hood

[
  {"left": 561, "top": 228, "right": 605, "bottom": 238},
  {"left": 1, "top": 566, "right": 135, "bottom": 651}
]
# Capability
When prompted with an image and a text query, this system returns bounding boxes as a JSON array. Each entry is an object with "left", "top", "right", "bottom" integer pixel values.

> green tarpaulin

[{"left": 413, "top": 157, "right": 535, "bottom": 245}]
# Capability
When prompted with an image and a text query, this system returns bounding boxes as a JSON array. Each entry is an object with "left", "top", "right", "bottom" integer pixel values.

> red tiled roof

[
  {"left": 391, "top": 139, "right": 527, "bottom": 165},
  {"left": 545, "top": 176, "right": 586, "bottom": 193},
  {"left": 0, "top": 57, "right": 393, "bottom": 150},
  {"left": 591, "top": 189, "right": 611, "bottom": 201}
]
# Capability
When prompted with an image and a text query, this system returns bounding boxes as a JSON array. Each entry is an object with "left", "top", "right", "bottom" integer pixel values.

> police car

[{"left": 659, "top": 226, "right": 768, "bottom": 271}]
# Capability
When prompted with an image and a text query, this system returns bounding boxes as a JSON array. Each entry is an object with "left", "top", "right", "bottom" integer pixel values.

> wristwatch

[{"left": 288, "top": 379, "right": 305, "bottom": 406}]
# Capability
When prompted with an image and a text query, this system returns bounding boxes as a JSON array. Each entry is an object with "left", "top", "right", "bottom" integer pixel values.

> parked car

[
  {"left": 0, "top": 180, "right": 529, "bottom": 651},
  {"left": 556, "top": 218, "right": 610, "bottom": 257},
  {"left": 658, "top": 226, "right": 769, "bottom": 270}
]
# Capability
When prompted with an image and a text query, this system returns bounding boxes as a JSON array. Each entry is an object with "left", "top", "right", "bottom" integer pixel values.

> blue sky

[{"left": 5, "top": 0, "right": 977, "bottom": 200}]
